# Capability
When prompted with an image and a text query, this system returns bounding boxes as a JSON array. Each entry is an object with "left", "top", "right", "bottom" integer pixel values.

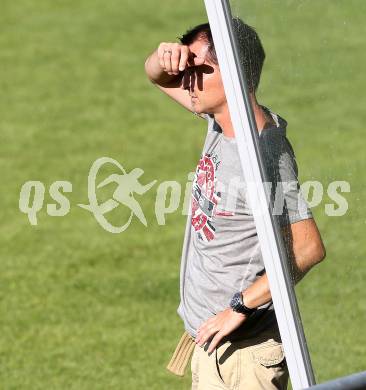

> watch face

[
  {"left": 230, "top": 292, "right": 255, "bottom": 315},
  {"left": 230, "top": 292, "right": 242, "bottom": 311}
]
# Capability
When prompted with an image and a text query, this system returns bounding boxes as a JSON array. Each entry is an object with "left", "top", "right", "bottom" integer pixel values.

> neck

[{"left": 213, "top": 95, "right": 272, "bottom": 138}]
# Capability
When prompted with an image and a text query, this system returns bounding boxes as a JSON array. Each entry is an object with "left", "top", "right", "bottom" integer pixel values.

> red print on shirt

[{"left": 191, "top": 153, "right": 222, "bottom": 242}]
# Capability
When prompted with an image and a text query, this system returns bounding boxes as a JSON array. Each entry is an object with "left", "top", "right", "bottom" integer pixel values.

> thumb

[
  {"left": 193, "top": 56, "right": 205, "bottom": 66},
  {"left": 193, "top": 44, "right": 209, "bottom": 66}
]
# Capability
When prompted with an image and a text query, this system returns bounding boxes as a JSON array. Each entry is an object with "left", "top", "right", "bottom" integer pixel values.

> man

[{"left": 145, "top": 18, "right": 326, "bottom": 390}]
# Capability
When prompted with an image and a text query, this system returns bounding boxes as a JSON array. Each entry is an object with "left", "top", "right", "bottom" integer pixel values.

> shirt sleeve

[{"left": 259, "top": 131, "right": 313, "bottom": 227}]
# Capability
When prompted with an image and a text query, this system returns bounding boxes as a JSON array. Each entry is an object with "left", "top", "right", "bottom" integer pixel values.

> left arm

[
  {"left": 196, "top": 218, "right": 326, "bottom": 353},
  {"left": 241, "top": 217, "right": 326, "bottom": 309}
]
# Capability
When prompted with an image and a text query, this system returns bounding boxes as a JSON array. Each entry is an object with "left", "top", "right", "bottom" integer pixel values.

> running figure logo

[
  {"left": 191, "top": 153, "right": 221, "bottom": 242},
  {"left": 78, "top": 157, "right": 156, "bottom": 233}
]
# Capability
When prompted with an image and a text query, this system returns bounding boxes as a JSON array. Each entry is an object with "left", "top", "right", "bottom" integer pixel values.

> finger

[
  {"left": 200, "top": 316, "right": 214, "bottom": 329},
  {"left": 178, "top": 46, "right": 189, "bottom": 72},
  {"left": 197, "top": 326, "right": 217, "bottom": 347},
  {"left": 195, "top": 324, "right": 206, "bottom": 344},
  {"left": 197, "top": 319, "right": 212, "bottom": 335},
  {"left": 197, "top": 318, "right": 210, "bottom": 334},
  {"left": 195, "top": 326, "right": 205, "bottom": 344},
  {"left": 158, "top": 43, "right": 167, "bottom": 69},
  {"left": 207, "top": 331, "right": 224, "bottom": 354},
  {"left": 207, "top": 316, "right": 216, "bottom": 324},
  {"left": 197, "top": 321, "right": 206, "bottom": 334},
  {"left": 163, "top": 48, "right": 173, "bottom": 74},
  {"left": 197, "top": 332, "right": 212, "bottom": 347},
  {"left": 170, "top": 44, "right": 181, "bottom": 75}
]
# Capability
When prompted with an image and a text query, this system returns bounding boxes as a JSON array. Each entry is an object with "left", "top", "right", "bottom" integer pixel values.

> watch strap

[{"left": 230, "top": 292, "right": 256, "bottom": 316}]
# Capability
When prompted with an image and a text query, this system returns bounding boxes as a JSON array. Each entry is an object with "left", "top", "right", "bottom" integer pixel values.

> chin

[
  {"left": 192, "top": 105, "right": 202, "bottom": 114},
  {"left": 192, "top": 103, "right": 206, "bottom": 115}
]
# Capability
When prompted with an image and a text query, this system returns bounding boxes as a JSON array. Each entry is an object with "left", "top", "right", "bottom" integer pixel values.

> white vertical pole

[{"left": 203, "top": 1, "right": 315, "bottom": 388}]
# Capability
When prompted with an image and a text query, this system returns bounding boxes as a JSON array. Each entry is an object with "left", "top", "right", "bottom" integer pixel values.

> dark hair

[{"left": 179, "top": 18, "right": 265, "bottom": 92}]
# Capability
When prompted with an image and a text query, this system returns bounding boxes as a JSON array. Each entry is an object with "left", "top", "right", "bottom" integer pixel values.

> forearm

[
  {"left": 242, "top": 273, "right": 271, "bottom": 309},
  {"left": 242, "top": 239, "right": 325, "bottom": 309},
  {"left": 242, "top": 269, "right": 307, "bottom": 309},
  {"left": 242, "top": 271, "right": 305, "bottom": 309}
]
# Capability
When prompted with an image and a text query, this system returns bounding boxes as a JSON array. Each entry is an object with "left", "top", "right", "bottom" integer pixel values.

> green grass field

[{"left": 0, "top": 0, "right": 365, "bottom": 388}]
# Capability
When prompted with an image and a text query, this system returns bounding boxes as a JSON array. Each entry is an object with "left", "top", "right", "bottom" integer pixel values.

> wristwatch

[{"left": 230, "top": 292, "right": 257, "bottom": 316}]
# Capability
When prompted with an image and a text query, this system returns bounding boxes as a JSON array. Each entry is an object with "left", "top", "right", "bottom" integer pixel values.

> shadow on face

[{"left": 182, "top": 64, "right": 215, "bottom": 92}]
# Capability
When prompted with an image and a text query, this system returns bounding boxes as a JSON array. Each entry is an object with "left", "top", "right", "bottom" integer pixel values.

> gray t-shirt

[{"left": 177, "top": 107, "right": 313, "bottom": 340}]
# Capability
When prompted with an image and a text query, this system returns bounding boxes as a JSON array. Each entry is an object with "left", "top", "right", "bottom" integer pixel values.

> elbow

[
  {"left": 320, "top": 243, "right": 326, "bottom": 262},
  {"left": 144, "top": 58, "right": 150, "bottom": 78},
  {"left": 297, "top": 240, "right": 326, "bottom": 273},
  {"left": 144, "top": 56, "right": 150, "bottom": 72},
  {"left": 144, "top": 56, "right": 157, "bottom": 84},
  {"left": 318, "top": 236, "right": 327, "bottom": 262},
  {"left": 144, "top": 56, "right": 153, "bottom": 81},
  {"left": 294, "top": 241, "right": 326, "bottom": 284},
  {"left": 311, "top": 240, "right": 326, "bottom": 265}
]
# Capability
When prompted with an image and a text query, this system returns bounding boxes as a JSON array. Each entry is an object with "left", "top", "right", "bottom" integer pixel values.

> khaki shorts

[{"left": 191, "top": 329, "right": 289, "bottom": 390}]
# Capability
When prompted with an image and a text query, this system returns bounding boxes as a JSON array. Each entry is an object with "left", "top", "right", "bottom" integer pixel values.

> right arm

[{"left": 144, "top": 42, "right": 205, "bottom": 113}]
